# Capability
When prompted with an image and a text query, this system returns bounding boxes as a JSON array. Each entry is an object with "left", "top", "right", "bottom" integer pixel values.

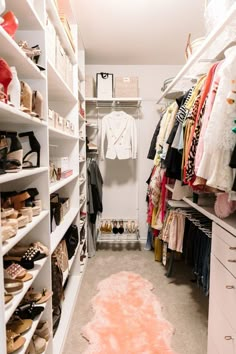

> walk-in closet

[{"left": 0, "top": 1, "right": 236, "bottom": 353}]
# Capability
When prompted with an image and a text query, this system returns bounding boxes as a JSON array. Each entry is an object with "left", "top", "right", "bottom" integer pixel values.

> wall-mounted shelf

[
  {"left": 86, "top": 97, "right": 142, "bottom": 108},
  {"left": 156, "top": 3, "right": 236, "bottom": 103}
]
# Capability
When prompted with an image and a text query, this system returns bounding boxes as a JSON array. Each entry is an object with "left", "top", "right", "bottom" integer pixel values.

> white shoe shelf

[{"left": 0, "top": 1, "right": 87, "bottom": 353}]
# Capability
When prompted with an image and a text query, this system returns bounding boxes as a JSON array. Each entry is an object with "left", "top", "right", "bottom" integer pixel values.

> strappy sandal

[
  {"left": 23, "top": 287, "right": 42, "bottom": 303},
  {"left": 15, "top": 302, "right": 44, "bottom": 320},
  {"left": 6, "top": 329, "right": 26, "bottom": 354},
  {"left": 36, "top": 288, "right": 53, "bottom": 304},
  {"left": 7, "top": 316, "right": 33, "bottom": 334}
]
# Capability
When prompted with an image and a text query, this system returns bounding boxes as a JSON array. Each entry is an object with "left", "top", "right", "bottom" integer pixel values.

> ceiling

[{"left": 71, "top": 0, "right": 206, "bottom": 65}]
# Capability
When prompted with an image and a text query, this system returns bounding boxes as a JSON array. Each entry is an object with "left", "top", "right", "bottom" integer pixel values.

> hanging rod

[{"left": 156, "top": 3, "right": 236, "bottom": 104}]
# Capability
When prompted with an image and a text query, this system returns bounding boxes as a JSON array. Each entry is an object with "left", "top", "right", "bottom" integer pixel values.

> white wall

[{"left": 86, "top": 65, "right": 181, "bottom": 240}]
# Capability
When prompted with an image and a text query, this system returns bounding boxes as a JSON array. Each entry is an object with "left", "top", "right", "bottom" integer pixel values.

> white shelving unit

[{"left": 0, "top": 1, "right": 87, "bottom": 354}]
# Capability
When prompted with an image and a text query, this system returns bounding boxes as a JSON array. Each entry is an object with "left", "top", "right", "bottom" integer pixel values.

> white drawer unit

[
  {"left": 208, "top": 222, "right": 236, "bottom": 353},
  {"left": 210, "top": 255, "right": 236, "bottom": 330},
  {"left": 208, "top": 297, "right": 236, "bottom": 354},
  {"left": 212, "top": 223, "right": 236, "bottom": 278}
]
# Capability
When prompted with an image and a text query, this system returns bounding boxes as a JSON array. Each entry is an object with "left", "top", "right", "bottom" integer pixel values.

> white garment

[
  {"left": 197, "top": 46, "right": 236, "bottom": 191},
  {"left": 101, "top": 111, "right": 137, "bottom": 160}
]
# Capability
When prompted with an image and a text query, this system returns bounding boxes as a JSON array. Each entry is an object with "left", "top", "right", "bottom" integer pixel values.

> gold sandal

[{"left": 7, "top": 329, "right": 26, "bottom": 353}]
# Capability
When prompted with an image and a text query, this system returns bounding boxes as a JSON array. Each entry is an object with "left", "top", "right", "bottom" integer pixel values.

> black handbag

[
  {"left": 64, "top": 224, "right": 79, "bottom": 259},
  {"left": 50, "top": 193, "right": 62, "bottom": 232}
]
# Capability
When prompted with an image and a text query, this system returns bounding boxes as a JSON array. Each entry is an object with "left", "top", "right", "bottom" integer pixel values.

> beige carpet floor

[{"left": 62, "top": 242, "right": 208, "bottom": 354}]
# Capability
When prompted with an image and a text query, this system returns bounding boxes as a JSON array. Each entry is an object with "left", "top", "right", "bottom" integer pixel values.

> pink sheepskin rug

[{"left": 82, "top": 271, "right": 176, "bottom": 354}]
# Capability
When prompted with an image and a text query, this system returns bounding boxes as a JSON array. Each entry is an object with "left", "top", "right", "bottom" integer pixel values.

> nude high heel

[{"left": 20, "top": 81, "right": 32, "bottom": 113}]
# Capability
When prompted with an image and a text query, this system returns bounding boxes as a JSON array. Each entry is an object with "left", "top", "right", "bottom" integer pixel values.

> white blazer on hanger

[{"left": 101, "top": 111, "right": 137, "bottom": 160}]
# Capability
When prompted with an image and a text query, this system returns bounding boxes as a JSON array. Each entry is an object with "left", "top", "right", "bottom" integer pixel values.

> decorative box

[
  {"left": 48, "top": 109, "right": 55, "bottom": 127},
  {"left": 70, "top": 122, "right": 75, "bottom": 135},
  {"left": 85, "top": 75, "right": 95, "bottom": 98},
  {"left": 96, "top": 72, "right": 113, "bottom": 98},
  {"left": 54, "top": 157, "right": 69, "bottom": 172},
  {"left": 114, "top": 77, "right": 139, "bottom": 97},
  {"left": 65, "top": 119, "right": 71, "bottom": 134},
  {"left": 60, "top": 197, "right": 70, "bottom": 218},
  {"left": 46, "top": 15, "right": 56, "bottom": 66},
  {"left": 55, "top": 115, "right": 64, "bottom": 131},
  {"left": 61, "top": 169, "right": 73, "bottom": 178}
]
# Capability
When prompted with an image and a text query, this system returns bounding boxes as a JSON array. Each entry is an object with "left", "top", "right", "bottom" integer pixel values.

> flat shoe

[
  {"left": 35, "top": 321, "right": 50, "bottom": 341},
  {"left": 24, "top": 287, "right": 42, "bottom": 303},
  {"left": 36, "top": 288, "right": 53, "bottom": 304},
  {"left": 27, "top": 335, "right": 46, "bottom": 354},
  {"left": 5, "top": 293, "right": 13, "bottom": 307},
  {"left": 4, "top": 278, "right": 23, "bottom": 295},
  {"left": 7, "top": 317, "right": 33, "bottom": 334},
  {"left": 4, "top": 263, "right": 27, "bottom": 280},
  {"left": 6, "top": 329, "right": 26, "bottom": 354}
]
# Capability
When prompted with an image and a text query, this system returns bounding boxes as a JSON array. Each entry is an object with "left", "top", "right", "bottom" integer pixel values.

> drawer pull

[
  {"left": 229, "top": 247, "right": 236, "bottom": 250},
  {"left": 226, "top": 285, "right": 235, "bottom": 289},
  {"left": 228, "top": 259, "right": 236, "bottom": 263},
  {"left": 225, "top": 336, "right": 233, "bottom": 340}
]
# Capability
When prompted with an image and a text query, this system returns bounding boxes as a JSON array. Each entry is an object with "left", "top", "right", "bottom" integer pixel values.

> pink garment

[
  {"left": 168, "top": 213, "right": 185, "bottom": 253},
  {"left": 214, "top": 193, "right": 236, "bottom": 218},
  {"left": 195, "top": 62, "right": 222, "bottom": 174},
  {"left": 161, "top": 172, "right": 167, "bottom": 222}
]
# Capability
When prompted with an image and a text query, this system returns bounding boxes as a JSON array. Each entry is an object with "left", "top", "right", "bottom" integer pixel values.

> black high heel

[
  {"left": 5, "top": 132, "right": 23, "bottom": 172},
  {"left": 18, "top": 131, "right": 40, "bottom": 168}
]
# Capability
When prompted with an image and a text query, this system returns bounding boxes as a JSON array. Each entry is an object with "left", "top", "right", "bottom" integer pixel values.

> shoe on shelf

[
  {"left": 1, "top": 11, "right": 18, "bottom": 38},
  {"left": 22, "top": 287, "right": 52, "bottom": 305},
  {"left": 112, "top": 220, "right": 118, "bottom": 234},
  {"left": 32, "top": 90, "right": 43, "bottom": 119},
  {"left": 4, "top": 278, "right": 23, "bottom": 295},
  {"left": 18, "top": 41, "right": 41, "bottom": 62},
  {"left": 5, "top": 292, "right": 13, "bottom": 307},
  {"left": 4, "top": 263, "right": 32, "bottom": 282},
  {"left": 0, "top": 0, "right": 5, "bottom": 21},
  {"left": 14, "top": 303, "right": 44, "bottom": 320},
  {"left": 26, "top": 335, "right": 46, "bottom": 354},
  {"left": 7, "top": 317, "right": 33, "bottom": 335},
  {"left": 18, "top": 131, "right": 41, "bottom": 168},
  {"left": 20, "top": 81, "right": 32, "bottom": 113},
  {"left": 5, "top": 132, "right": 23, "bottom": 173},
  {"left": 118, "top": 220, "right": 124, "bottom": 234},
  {"left": 35, "top": 321, "right": 50, "bottom": 341},
  {"left": 0, "top": 58, "right": 12, "bottom": 103},
  {"left": 6, "top": 329, "right": 25, "bottom": 354}
]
